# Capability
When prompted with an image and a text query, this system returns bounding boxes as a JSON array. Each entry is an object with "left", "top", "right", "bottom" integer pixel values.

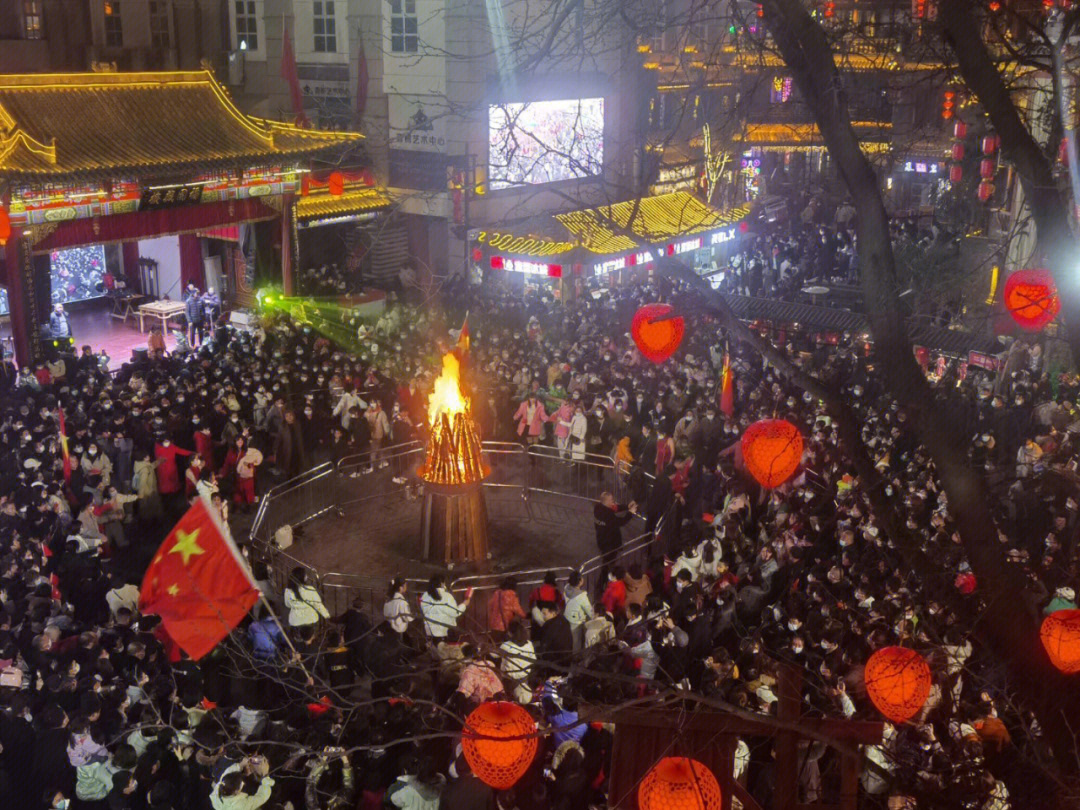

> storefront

[{"left": 469, "top": 192, "right": 751, "bottom": 293}]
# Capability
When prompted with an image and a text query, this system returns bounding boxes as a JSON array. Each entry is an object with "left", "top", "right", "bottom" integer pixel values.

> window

[
  {"left": 234, "top": 0, "right": 258, "bottom": 51},
  {"left": 149, "top": 1, "right": 171, "bottom": 49},
  {"left": 22, "top": 0, "right": 43, "bottom": 40},
  {"left": 103, "top": 1, "right": 123, "bottom": 48},
  {"left": 313, "top": 0, "right": 337, "bottom": 52},
  {"left": 390, "top": 0, "right": 418, "bottom": 53}
]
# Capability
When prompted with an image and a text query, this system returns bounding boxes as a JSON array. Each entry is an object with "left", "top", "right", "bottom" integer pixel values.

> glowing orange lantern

[
  {"left": 977, "top": 180, "right": 994, "bottom": 203},
  {"left": 328, "top": 171, "right": 345, "bottom": 196},
  {"left": 639, "top": 758, "right": 722, "bottom": 810},
  {"left": 632, "top": 303, "right": 685, "bottom": 364},
  {"left": 0, "top": 207, "right": 9, "bottom": 246},
  {"left": 951, "top": 142, "right": 965, "bottom": 161},
  {"left": 461, "top": 702, "right": 537, "bottom": 790},
  {"left": 953, "top": 121, "right": 967, "bottom": 139},
  {"left": 980, "top": 158, "right": 996, "bottom": 179},
  {"left": 982, "top": 133, "right": 1000, "bottom": 155},
  {"left": 948, "top": 164, "right": 963, "bottom": 184},
  {"left": 1004, "top": 268, "right": 1060, "bottom": 331},
  {"left": 1040, "top": 609, "right": 1080, "bottom": 673},
  {"left": 864, "top": 646, "right": 932, "bottom": 724},
  {"left": 741, "top": 419, "right": 803, "bottom": 489}
]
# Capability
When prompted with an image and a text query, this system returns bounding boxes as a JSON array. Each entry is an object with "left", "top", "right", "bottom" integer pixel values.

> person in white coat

[
  {"left": 384, "top": 577, "right": 415, "bottom": 638},
  {"left": 562, "top": 570, "right": 594, "bottom": 651},
  {"left": 283, "top": 567, "right": 329, "bottom": 629},
  {"left": 419, "top": 574, "right": 471, "bottom": 640},
  {"left": 569, "top": 404, "right": 589, "bottom": 462}
]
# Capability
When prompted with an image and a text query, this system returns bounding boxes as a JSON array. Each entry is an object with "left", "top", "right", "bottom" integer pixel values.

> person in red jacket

[
  {"left": 154, "top": 438, "right": 192, "bottom": 496},
  {"left": 601, "top": 565, "right": 628, "bottom": 618},
  {"left": 193, "top": 422, "right": 214, "bottom": 465}
]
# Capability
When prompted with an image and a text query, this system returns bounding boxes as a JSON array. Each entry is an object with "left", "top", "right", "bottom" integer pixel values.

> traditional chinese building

[{"left": 0, "top": 69, "right": 383, "bottom": 366}]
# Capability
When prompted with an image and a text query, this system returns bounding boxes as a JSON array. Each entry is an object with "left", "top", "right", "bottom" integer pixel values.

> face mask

[
  {"left": 57, "top": 801, "right": 70, "bottom": 810},
  {"left": 792, "top": 646, "right": 803, "bottom": 655}
]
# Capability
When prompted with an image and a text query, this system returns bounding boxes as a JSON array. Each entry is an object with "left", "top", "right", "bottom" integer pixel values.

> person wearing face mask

[{"left": 80, "top": 443, "right": 113, "bottom": 487}]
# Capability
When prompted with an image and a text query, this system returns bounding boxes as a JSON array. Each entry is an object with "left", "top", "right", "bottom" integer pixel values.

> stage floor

[{"left": 273, "top": 481, "right": 646, "bottom": 615}]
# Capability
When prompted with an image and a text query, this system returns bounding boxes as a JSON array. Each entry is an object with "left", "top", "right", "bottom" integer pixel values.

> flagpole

[{"left": 257, "top": 591, "right": 316, "bottom": 684}]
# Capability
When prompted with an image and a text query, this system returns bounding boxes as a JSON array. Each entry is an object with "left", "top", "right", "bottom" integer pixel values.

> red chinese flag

[
  {"left": 280, "top": 29, "right": 310, "bottom": 128},
  {"left": 456, "top": 312, "right": 470, "bottom": 354},
  {"left": 139, "top": 497, "right": 259, "bottom": 660},
  {"left": 719, "top": 352, "right": 735, "bottom": 416}
]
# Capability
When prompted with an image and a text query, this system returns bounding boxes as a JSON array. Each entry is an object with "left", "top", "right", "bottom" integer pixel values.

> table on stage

[
  {"left": 137, "top": 299, "right": 187, "bottom": 333},
  {"left": 110, "top": 293, "right": 146, "bottom": 323}
]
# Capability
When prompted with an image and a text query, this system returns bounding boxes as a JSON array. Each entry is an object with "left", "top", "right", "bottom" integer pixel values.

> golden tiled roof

[
  {"left": 0, "top": 71, "right": 361, "bottom": 178},
  {"left": 295, "top": 186, "right": 392, "bottom": 219},
  {"left": 556, "top": 192, "right": 750, "bottom": 255}
]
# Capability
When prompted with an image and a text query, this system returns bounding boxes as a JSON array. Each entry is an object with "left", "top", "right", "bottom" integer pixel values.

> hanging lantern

[
  {"left": 953, "top": 120, "right": 967, "bottom": 139},
  {"left": 1040, "top": 609, "right": 1080, "bottom": 673},
  {"left": 982, "top": 133, "right": 1000, "bottom": 155},
  {"left": 979, "top": 158, "right": 996, "bottom": 179},
  {"left": 948, "top": 164, "right": 963, "bottom": 184},
  {"left": 0, "top": 207, "right": 9, "bottom": 247},
  {"left": 328, "top": 171, "right": 345, "bottom": 196},
  {"left": 639, "top": 758, "right": 722, "bottom": 810},
  {"left": 1004, "top": 268, "right": 1061, "bottom": 331},
  {"left": 631, "top": 303, "right": 685, "bottom": 364},
  {"left": 741, "top": 419, "right": 804, "bottom": 489},
  {"left": 864, "top": 646, "right": 932, "bottom": 724},
  {"left": 977, "top": 180, "right": 995, "bottom": 203},
  {"left": 951, "top": 142, "right": 965, "bottom": 161},
  {"left": 461, "top": 702, "right": 538, "bottom": 790}
]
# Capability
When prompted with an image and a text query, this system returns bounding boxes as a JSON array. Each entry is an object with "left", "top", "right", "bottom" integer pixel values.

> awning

[{"left": 294, "top": 186, "right": 392, "bottom": 223}]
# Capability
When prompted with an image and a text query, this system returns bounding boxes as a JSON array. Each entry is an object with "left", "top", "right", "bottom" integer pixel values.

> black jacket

[{"left": 593, "top": 502, "right": 633, "bottom": 553}]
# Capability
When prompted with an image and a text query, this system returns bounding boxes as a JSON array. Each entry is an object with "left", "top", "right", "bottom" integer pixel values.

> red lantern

[
  {"left": 741, "top": 419, "right": 803, "bottom": 489},
  {"left": 951, "top": 142, "right": 965, "bottom": 161},
  {"left": 639, "top": 758, "right": 722, "bottom": 810},
  {"left": 948, "top": 164, "right": 963, "bottom": 184},
  {"left": 0, "top": 207, "right": 9, "bottom": 247},
  {"left": 1003, "top": 268, "right": 1061, "bottom": 331},
  {"left": 328, "top": 171, "right": 345, "bottom": 196},
  {"left": 980, "top": 158, "right": 996, "bottom": 179},
  {"left": 1040, "top": 609, "right": 1080, "bottom": 673},
  {"left": 461, "top": 702, "right": 538, "bottom": 790},
  {"left": 953, "top": 120, "right": 967, "bottom": 139},
  {"left": 982, "top": 133, "right": 1000, "bottom": 155},
  {"left": 631, "top": 304, "right": 685, "bottom": 364},
  {"left": 977, "top": 180, "right": 994, "bottom": 203},
  {"left": 864, "top": 647, "right": 932, "bottom": 724}
]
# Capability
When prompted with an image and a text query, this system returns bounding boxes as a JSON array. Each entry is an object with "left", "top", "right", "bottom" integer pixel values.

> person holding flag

[{"left": 719, "top": 346, "right": 735, "bottom": 417}]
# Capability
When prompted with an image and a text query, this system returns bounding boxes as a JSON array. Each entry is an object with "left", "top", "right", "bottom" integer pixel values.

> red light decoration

[
  {"left": 1040, "top": 609, "right": 1080, "bottom": 673},
  {"left": 639, "top": 758, "right": 722, "bottom": 810},
  {"left": 1004, "top": 268, "right": 1061, "bottom": 331},
  {"left": 741, "top": 419, "right": 803, "bottom": 489},
  {"left": 632, "top": 304, "right": 685, "bottom": 364},
  {"left": 471, "top": 248, "right": 483, "bottom": 262},
  {"left": 980, "top": 158, "right": 997, "bottom": 179},
  {"left": 864, "top": 647, "right": 932, "bottom": 724},
  {"left": 756, "top": 4, "right": 764, "bottom": 18},
  {"left": 461, "top": 702, "right": 538, "bottom": 790},
  {"left": 824, "top": 1, "right": 835, "bottom": 17},
  {"left": 490, "top": 256, "right": 504, "bottom": 270},
  {"left": 954, "top": 120, "right": 967, "bottom": 139},
  {"left": 989, "top": 1, "right": 1001, "bottom": 11},
  {"left": 982, "top": 133, "right": 1000, "bottom": 155},
  {"left": 738, "top": 220, "right": 749, "bottom": 233},
  {"left": 948, "top": 164, "right": 963, "bottom": 184},
  {"left": 0, "top": 207, "right": 10, "bottom": 247},
  {"left": 951, "top": 142, "right": 965, "bottom": 161},
  {"left": 328, "top": 171, "right": 345, "bottom": 196},
  {"left": 977, "top": 180, "right": 995, "bottom": 203}
]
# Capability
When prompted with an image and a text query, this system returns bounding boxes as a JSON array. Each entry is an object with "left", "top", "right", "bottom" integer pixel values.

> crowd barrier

[{"left": 248, "top": 440, "right": 662, "bottom": 628}]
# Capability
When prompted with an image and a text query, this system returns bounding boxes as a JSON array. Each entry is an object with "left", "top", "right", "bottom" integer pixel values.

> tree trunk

[
  {"left": 940, "top": 0, "right": 1080, "bottom": 363},
  {"left": 763, "top": 0, "right": 1080, "bottom": 775}
]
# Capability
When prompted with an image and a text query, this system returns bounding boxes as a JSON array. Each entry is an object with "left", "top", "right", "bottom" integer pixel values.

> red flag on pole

[
  {"left": 719, "top": 350, "right": 735, "bottom": 416},
  {"left": 57, "top": 408, "right": 71, "bottom": 482},
  {"left": 280, "top": 29, "right": 310, "bottom": 128},
  {"left": 139, "top": 497, "right": 259, "bottom": 660},
  {"left": 456, "top": 312, "right": 470, "bottom": 354}
]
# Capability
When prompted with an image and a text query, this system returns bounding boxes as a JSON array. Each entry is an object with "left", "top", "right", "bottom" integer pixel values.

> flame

[{"left": 428, "top": 352, "right": 467, "bottom": 424}]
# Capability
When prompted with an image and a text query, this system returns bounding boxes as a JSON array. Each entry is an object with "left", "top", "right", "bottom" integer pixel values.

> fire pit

[{"left": 417, "top": 353, "right": 491, "bottom": 565}]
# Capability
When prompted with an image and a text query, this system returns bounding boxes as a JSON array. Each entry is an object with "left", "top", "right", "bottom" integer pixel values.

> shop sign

[
  {"left": 902, "top": 161, "right": 942, "bottom": 174},
  {"left": 710, "top": 226, "right": 737, "bottom": 245},
  {"left": 141, "top": 183, "right": 204, "bottom": 209},
  {"left": 594, "top": 250, "right": 657, "bottom": 274},
  {"left": 667, "top": 237, "right": 702, "bottom": 255},
  {"left": 43, "top": 207, "right": 78, "bottom": 222},
  {"left": 490, "top": 255, "right": 563, "bottom": 277},
  {"left": 649, "top": 163, "right": 700, "bottom": 195},
  {"left": 967, "top": 351, "right": 1000, "bottom": 371}
]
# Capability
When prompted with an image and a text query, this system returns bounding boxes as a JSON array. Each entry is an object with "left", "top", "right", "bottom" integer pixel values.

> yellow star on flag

[
  {"left": 169, "top": 528, "right": 205, "bottom": 565},
  {"left": 167, "top": 584, "right": 180, "bottom": 596}
]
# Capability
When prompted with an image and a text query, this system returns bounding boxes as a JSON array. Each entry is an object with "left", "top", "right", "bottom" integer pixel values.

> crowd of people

[{"left": 0, "top": 214, "right": 1073, "bottom": 810}]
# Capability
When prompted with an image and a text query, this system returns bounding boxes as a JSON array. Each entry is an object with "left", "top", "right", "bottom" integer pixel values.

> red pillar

[
  {"left": 178, "top": 234, "right": 203, "bottom": 291},
  {"left": 121, "top": 241, "right": 140, "bottom": 289},
  {"left": 281, "top": 193, "right": 295, "bottom": 297},
  {"left": 4, "top": 236, "right": 41, "bottom": 368}
]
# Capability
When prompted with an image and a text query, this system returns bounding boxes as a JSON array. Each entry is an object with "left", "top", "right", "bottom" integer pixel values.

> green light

[{"left": 729, "top": 25, "right": 737, "bottom": 34}]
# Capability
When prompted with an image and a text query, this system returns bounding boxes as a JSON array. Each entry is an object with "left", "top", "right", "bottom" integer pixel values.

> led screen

[
  {"left": 488, "top": 98, "right": 604, "bottom": 189},
  {"left": 51, "top": 245, "right": 108, "bottom": 305}
]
